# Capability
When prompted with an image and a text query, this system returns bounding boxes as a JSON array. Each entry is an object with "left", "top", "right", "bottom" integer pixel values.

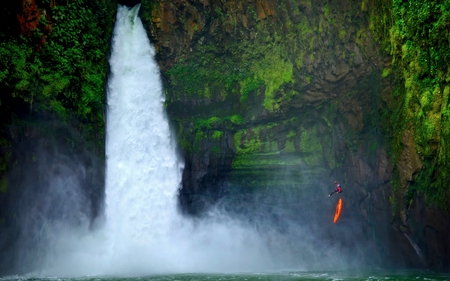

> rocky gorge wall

[
  {"left": 141, "top": 0, "right": 449, "bottom": 270},
  {"left": 0, "top": 0, "right": 449, "bottom": 275}
]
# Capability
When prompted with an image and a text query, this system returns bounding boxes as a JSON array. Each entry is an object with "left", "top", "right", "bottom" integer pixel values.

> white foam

[{"left": 40, "top": 5, "right": 275, "bottom": 276}]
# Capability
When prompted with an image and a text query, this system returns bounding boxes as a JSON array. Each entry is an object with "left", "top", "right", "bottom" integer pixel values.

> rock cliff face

[
  {"left": 141, "top": 0, "right": 449, "bottom": 270},
  {"left": 0, "top": 0, "right": 448, "bottom": 274}
]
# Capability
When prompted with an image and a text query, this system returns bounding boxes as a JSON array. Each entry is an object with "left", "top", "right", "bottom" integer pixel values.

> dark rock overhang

[{"left": 118, "top": 0, "right": 141, "bottom": 7}]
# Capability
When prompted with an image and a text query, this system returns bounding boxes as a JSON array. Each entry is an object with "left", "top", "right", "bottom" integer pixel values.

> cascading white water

[
  {"left": 102, "top": 5, "right": 274, "bottom": 274},
  {"left": 105, "top": 3, "right": 182, "bottom": 255},
  {"left": 103, "top": 5, "right": 187, "bottom": 273},
  {"left": 41, "top": 5, "right": 276, "bottom": 276}
]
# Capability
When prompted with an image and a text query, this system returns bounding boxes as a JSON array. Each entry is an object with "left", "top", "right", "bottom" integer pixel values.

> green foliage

[
  {"left": 195, "top": 116, "right": 222, "bottom": 130},
  {"left": 254, "top": 49, "right": 294, "bottom": 112},
  {"left": 0, "top": 0, "right": 116, "bottom": 145},
  {"left": 194, "top": 130, "right": 206, "bottom": 151},
  {"left": 0, "top": 37, "right": 36, "bottom": 104},
  {"left": 234, "top": 128, "right": 262, "bottom": 155},
  {"left": 287, "top": 131, "right": 296, "bottom": 138},
  {"left": 281, "top": 140, "right": 296, "bottom": 153},
  {"left": 228, "top": 114, "right": 244, "bottom": 125},
  {"left": 165, "top": 19, "right": 296, "bottom": 112},
  {"left": 211, "top": 130, "right": 223, "bottom": 140},
  {"left": 382, "top": 68, "right": 391, "bottom": 78},
  {"left": 162, "top": 0, "right": 389, "bottom": 189},
  {"left": 140, "top": 0, "right": 158, "bottom": 27},
  {"left": 239, "top": 76, "right": 264, "bottom": 102},
  {"left": 369, "top": 0, "right": 450, "bottom": 209},
  {"left": 299, "top": 125, "right": 323, "bottom": 166}
]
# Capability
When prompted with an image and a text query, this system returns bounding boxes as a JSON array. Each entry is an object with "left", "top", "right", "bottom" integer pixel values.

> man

[{"left": 329, "top": 180, "right": 342, "bottom": 197}]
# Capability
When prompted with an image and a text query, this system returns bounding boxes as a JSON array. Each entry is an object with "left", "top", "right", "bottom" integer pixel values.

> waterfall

[
  {"left": 102, "top": 5, "right": 273, "bottom": 274},
  {"left": 102, "top": 4, "right": 186, "bottom": 274},
  {"left": 105, "top": 3, "right": 182, "bottom": 256},
  {"left": 40, "top": 5, "right": 275, "bottom": 276}
]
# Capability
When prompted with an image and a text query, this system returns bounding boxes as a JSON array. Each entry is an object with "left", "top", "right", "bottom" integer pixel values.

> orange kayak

[{"left": 333, "top": 198, "right": 343, "bottom": 223}]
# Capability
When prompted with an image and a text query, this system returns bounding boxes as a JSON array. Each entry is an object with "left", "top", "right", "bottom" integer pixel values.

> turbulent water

[
  {"left": 1, "top": 270, "right": 449, "bottom": 281},
  {"left": 104, "top": 3, "right": 183, "bottom": 271},
  {"left": 7, "top": 4, "right": 445, "bottom": 280},
  {"left": 33, "top": 4, "right": 275, "bottom": 276},
  {"left": 102, "top": 4, "right": 275, "bottom": 274}
]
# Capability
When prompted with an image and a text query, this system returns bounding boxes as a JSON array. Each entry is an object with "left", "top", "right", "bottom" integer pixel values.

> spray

[{"left": 36, "top": 5, "right": 274, "bottom": 276}]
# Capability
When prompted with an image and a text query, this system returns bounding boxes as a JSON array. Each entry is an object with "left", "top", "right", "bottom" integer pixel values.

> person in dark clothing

[{"left": 329, "top": 180, "right": 342, "bottom": 197}]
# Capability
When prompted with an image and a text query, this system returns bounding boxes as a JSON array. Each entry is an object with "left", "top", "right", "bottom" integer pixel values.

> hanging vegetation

[
  {"left": 0, "top": 0, "right": 117, "bottom": 144},
  {"left": 366, "top": 0, "right": 450, "bottom": 210}
]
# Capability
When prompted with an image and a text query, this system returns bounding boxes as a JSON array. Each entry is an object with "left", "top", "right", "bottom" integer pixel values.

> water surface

[{"left": 2, "top": 270, "right": 448, "bottom": 281}]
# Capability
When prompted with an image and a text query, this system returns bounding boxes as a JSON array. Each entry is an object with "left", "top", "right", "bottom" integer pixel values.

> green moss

[
  {"left": 355, "top": 28, "right": 367, "bottom": 50},
  {"left": 234, "top": 128, "right": 262, "bottom": 155},
  {"left": 324, "top": 135, "right": 336, "bottom": 169},
  {"left": 299, "top": 125, "right": 323, "bottom": 166},
  {"left": 382, "top": 68, "right": 391, "bottom": 78},
  {"left": 194, "top": 130, "right": 206, "bottom": 151},
  {"left": 296, "top": 50, "right": 305, "bottom": 68},
  {"left": 287, "top": 130, "right": 296, "bottom": 138},
  {"left": 233, "top": 152, "right": 303, "bottom": 169},
  {"left": 239, "top": 76, "right": 264, "bottom": 102},
  {"left": 307, "top": 35, "right": 316, "bottom": 53},
  {"left": 297, "top": 16, "right": 314, "bottom": 40},
  {"left": 305, "top": 76, "right": 311, "bottom": 84},
  {"left": 166, "top": 63, "right": 208, "bottom": 98},
  {"left": 163, "top": 1, "right": 384, "bottom": 190},
  {"left": 212, "top": 130, "right": 222, "bottom": 140},
  {"left": 166, "top": 10, "right": 304, "bottom": 112},
  {"left": 233, "top": 123, "right": 302, "bottom": 169},
  {"left": 195, "top": 116, "right": 222, "bottom": 130},
  {"left": 212, "top": 145, "right": 221, "bottom": 155},
  {"left": 281, "top": 140, "right": 296, "bottom": 153},
  {"left": 268, "top": 141, "right": 278, "bottom": 151},
  {"left": 228, "top": 114, "right": 244, "bottom": 125},
  {"left": 324, "top": 4, "right": 330, "bottom": 19},
  {"left": 257, "top": 54, "right": 294, "bottom": 112},
  {"left": 368, "top": 0, "right": 450, "bottom": 209},
  {"left": 177, "top": 122, "right": 192, "bottom": 153}
]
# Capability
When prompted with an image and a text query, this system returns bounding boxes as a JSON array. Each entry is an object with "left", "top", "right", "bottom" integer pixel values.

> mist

[
  {"left": 1, "top": 122, "right": 104, "bottom": 275},
  {"left": 0, "top": 4, "right": 377, "bottom": 277}
]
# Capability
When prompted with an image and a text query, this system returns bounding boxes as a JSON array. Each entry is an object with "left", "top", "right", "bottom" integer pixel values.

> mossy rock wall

[
  {"left": 143, "top": 0, "right": 387, "bottom": 212},
  {"left": 141, "top": 0, "right": 450, "bottom": 270},
  {"left": 0, "top": 0, "right": 448, "bottom": 273},
  {"left": 141, "top": 0, "right": 413, "bottom": 267}
]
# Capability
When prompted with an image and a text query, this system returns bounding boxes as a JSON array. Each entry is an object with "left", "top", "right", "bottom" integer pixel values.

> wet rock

[
  {"left": 325, "top": 61, "right": 350, "bottom": 82},
  {"left": 139, "top": 0, "right": 448, "bottom": 271},
  {"left": 397, "top": 129, "right": 423, "bottom": 182}
]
